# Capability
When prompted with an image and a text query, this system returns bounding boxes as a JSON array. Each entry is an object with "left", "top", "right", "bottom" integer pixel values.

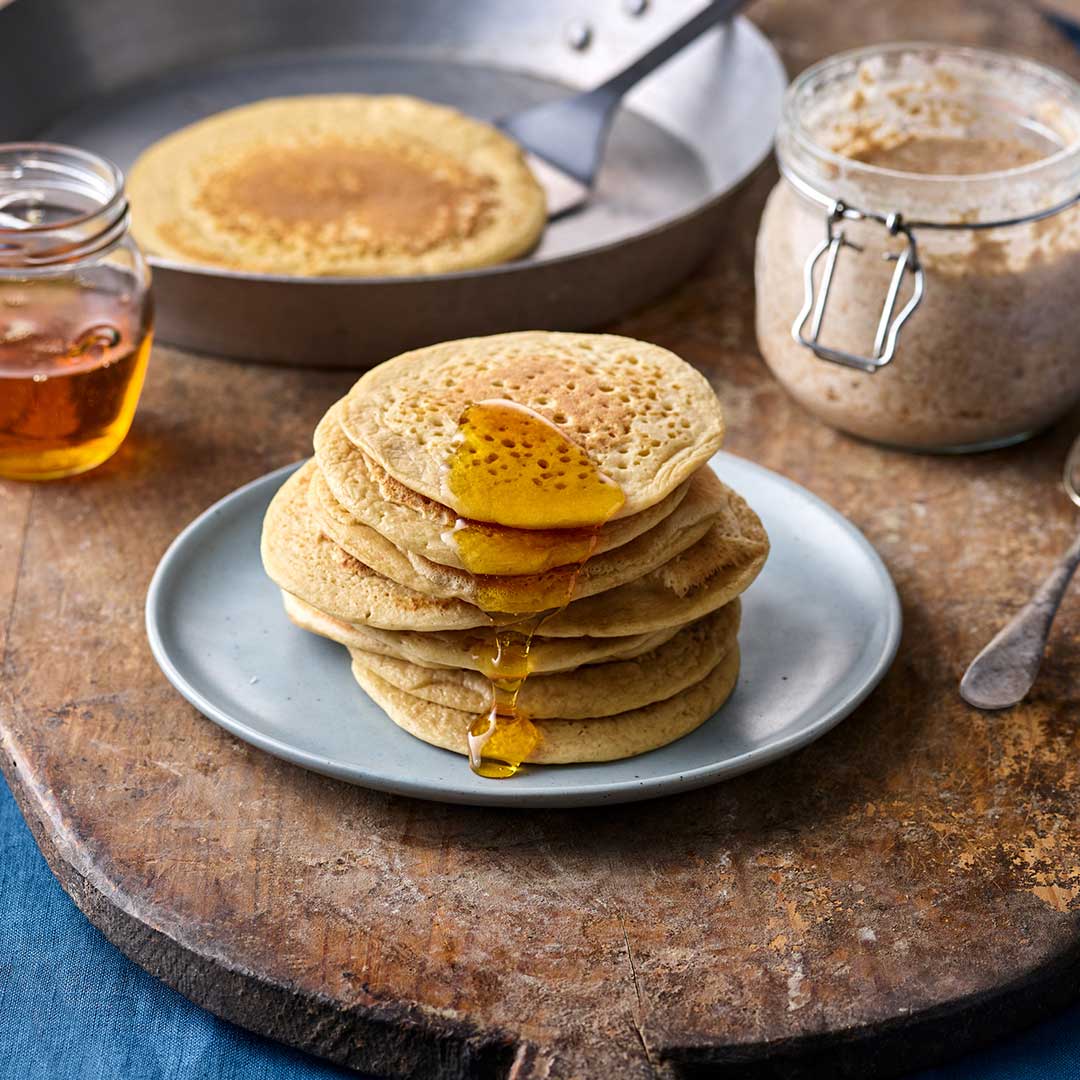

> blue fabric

[
  {"left": 0, "top": 774, "right": 356, "bottom": 1080},
  {"left": 3, "top": 773, "right": 1080, "bottom": 1079}
]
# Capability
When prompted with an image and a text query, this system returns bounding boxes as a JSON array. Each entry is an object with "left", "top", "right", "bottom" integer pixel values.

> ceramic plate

[{"left": 146, "top": 454, "right": 901, "bottom": 807}]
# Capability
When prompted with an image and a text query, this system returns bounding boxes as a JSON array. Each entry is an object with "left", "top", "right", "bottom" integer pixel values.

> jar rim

[
  {"left": 0, "top": 141, "right": 126, "bottom": 235},
  {"left": 782, "top": 41, "right": 1080, "bottom": 185},
  {"left": 0, "top": 142, "right": 131, "bottom": 267}
]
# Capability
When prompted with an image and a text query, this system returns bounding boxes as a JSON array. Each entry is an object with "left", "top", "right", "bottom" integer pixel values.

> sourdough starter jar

[{"left": 755, "top": 44, "right": 1080, "bottom": 451}]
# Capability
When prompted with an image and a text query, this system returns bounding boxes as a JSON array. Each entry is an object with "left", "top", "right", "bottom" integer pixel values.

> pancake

[
  {"left": 313, "top": 402, "right": 691, "bottom": 573},
  {"left": 282, "top": 592, "right": 687, "bottom": 674},
  {"left": 262, "top": 464, "right": 769, "bottom": 635},
  {"left": 128, "top": 95, "right": 546, "bottom": 276},
  {"left": 347, "top": 601, "right": 740, "bottom": 719},
  {"left": 350, "top": 644, "right": 741, "bottom": 764},
  {"left": 337, "top": 332, "right": 726, "bottom": 524},
  {"left": 262, "top": 464, "right": 502, "bottom": 632},
  {"left": 308, "top": 459, "right": 724, "bottom": 612}
]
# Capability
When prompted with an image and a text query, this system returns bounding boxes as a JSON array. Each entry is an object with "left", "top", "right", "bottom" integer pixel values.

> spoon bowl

[{"left": 960, "top": 431, "right": 1080, "bottom": 710}]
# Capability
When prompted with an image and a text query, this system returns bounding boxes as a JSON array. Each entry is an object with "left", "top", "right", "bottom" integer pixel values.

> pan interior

[{"left": 43, "top": 50, "right": 712, "bottom": 267}]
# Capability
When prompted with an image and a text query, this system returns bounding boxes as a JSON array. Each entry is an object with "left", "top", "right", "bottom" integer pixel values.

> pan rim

[{"left": 138, "top": 16, "right": 785, "bottom": 288}]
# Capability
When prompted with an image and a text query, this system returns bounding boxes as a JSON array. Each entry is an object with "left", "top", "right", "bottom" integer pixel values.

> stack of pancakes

[{"left": 261, "top": 331, "right": 770, "bottom": 766}]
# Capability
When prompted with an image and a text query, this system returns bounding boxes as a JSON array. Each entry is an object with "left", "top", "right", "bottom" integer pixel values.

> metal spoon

[{"left": 960, "top": 432, "right": 1080, "bottom": 709}]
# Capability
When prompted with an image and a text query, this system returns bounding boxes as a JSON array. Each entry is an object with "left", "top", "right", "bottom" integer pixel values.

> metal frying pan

[{"left": 0, "top": 0, "right": 785, "bottom": 367}]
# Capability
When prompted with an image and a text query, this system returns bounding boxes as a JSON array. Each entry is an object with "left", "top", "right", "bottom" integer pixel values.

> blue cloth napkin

[
  {"left": 0, "top": 775, "right": 357, "bottom": 1080},
  {"left": 3, "top": 774, "right": 1080, "bottom": 1079}
]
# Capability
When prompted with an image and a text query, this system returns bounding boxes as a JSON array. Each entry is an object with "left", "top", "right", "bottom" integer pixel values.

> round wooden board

[{"left": 5, "top": 1, "right": 1080, "bottom": 1076}]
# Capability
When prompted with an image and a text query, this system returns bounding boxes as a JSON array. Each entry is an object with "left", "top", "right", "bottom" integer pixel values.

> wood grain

[{"left": 5, "top": 1, "right": 1080, "bottom": 1076}]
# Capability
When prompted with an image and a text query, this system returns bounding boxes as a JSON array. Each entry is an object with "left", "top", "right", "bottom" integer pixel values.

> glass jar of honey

[{"left": 0, "top": 143, "right": 152, "bottom": 480}]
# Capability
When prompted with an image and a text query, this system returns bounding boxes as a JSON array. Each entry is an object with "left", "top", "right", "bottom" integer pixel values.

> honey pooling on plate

[{"left": 446, "top": 399, "right": 625, "bottom": 778}]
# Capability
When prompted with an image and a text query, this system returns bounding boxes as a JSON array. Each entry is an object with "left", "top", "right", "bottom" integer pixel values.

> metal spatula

[{"left": 501, "top": 0, "right": 746, "bottom": 218}]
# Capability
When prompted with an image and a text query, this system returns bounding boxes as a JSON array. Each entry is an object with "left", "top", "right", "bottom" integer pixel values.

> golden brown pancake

[
  {"left": 351, "top": 645, "right": 741, "bottom": 764},
  {"left": 128, "top": 95, "right": 546, "bottom": 275},
  {"left": 307, "top": 460, "right": 724, "bottom": 612},
  {"left": 337, "top": 331, "right": 726, "bottom": 523},
  {"left": 313, "top": 402, "right": 691, "bottom": 573},
  {"left": 347, "top": 601, "right": 740, "bottom": 719},
  {"left": 282, "top": 592, "right": 688, "bottom": 674},
  {"left": 261, "top": 463, "right": 768, "bottom": 635}
]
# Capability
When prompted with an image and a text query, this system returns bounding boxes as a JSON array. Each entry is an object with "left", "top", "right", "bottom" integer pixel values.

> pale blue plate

[{"left": 145, "top": 453, "right": 901, "bottom": 807}]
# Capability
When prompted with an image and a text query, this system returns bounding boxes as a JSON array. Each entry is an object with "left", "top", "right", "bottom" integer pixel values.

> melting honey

[
  {"left": 450, "top": 518, "right": 598, "bottom": 578},
  {"left": 447, "top": 399, "right": 624, "bottom": 529},
  {"left": 446, "top": 399, "right": 625, "bottom": 778}
]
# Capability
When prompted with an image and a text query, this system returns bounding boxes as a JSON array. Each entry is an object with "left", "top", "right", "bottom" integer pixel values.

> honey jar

[{"left": 0, "top": 143, "right": 152, "bottom": 480}]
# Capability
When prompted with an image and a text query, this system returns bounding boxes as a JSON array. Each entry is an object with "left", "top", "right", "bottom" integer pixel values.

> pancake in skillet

[{"left": 128, "top": 95, "right": 546, "bottom": 276}]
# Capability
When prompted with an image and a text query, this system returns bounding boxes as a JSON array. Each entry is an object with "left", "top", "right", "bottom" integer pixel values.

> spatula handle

[{"left": 596, "top": 0, "right": 747, "bottom": 103}]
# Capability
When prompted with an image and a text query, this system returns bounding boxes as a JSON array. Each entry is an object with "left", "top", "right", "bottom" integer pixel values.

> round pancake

[
  {"left": 347, "top": 601, "right": 740, "bottom": 719},
  {"left": 337, "top": 332, "right": 726, "bottom": 523},
  {"left": 262, "top": 464, "right": 502, "bottom": 632},
  {"left": 350, "top": 645, "right": 741, "bottom": 764},
  {"left": 264, "top": 464, "right": 767, "bottom": 634},
  {"left": 128, "top": 95, "right": 545, "bottom": 276},
  {"left": 262, "top": 464, "right": 769, "bottom": 634},
  {"left": 308, "top": 460, "right": 722, "bottom": 612},
  {"left": 313, "top": 402, "right": 691, "bottom": 572},
  {"left": 283, "top": 592, "right": 687, "bottom": 674}
]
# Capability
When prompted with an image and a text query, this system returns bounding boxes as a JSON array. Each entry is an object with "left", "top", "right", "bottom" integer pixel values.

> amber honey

[
  {"left": 446, "top": 399, "right": 625, "bottom": 778},
  {"left": 0, "top": 280, "right": 152, "bottom": 481}
]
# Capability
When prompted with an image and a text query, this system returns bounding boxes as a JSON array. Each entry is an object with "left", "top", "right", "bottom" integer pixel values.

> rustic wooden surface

[{"left": 5, "top": 1, "right": 1080, "bottom": 1076}]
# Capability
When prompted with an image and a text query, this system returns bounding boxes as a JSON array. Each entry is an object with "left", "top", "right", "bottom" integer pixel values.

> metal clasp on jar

[{"left": 792, "top": 201, "right": 925, "bottom": 375}]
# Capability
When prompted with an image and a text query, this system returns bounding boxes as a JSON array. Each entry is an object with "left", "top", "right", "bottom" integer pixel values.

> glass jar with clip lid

[{"left": 755, "top": 43, "right": 1080, "bottom": 452}]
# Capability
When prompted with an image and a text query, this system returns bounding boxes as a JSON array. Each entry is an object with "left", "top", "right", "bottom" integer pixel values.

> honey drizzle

[{"left": 446, "top": 399, "right": 625, "bottom": 779}]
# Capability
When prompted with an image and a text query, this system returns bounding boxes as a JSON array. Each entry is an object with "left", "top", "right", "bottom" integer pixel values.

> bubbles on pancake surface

[{"left": 342, "top": 333, "right": 726, "bottom": 522}]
